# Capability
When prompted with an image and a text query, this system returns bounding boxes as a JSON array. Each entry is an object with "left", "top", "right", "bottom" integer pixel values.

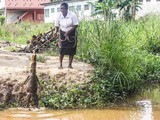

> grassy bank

[{"left": 0, "top": 15, "right": 160, "bottom": 109}]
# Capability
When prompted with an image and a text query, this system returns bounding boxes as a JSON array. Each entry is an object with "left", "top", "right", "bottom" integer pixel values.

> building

[
  {"left": 42, "top": 0, "right": 160, "bottom": 23},
  {"left": 136, "top": 0, "right": 160, "bottom": 18},
  {"left": 0, "top": 0, "right": 51, "bottom": 24},
  {"left": 42, "top": 0, "right": 97, "bottom": 23},
  {"left": 1, "top": 0, "right": 159, "bottom": 24}
]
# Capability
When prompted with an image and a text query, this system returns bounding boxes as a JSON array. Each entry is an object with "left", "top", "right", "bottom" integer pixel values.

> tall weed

[{"left": 77, "top": 16, "right": 160, "bottom": 103}]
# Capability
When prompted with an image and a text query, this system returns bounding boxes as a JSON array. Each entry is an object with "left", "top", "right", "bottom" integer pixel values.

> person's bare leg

[
  {"left": 59, "top": 54, "right": 64, "bottom": 69},
  {"left": 68, "top": 55, "right": 73, "bottom": 69}
]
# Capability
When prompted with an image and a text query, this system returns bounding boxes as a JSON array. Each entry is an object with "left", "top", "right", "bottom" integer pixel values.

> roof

[
  {"left": 6, "top": 0, "right": 51, "bottom": 9},
  {"left": 41, "top": 0, "right": 86, "bottom": 6}
]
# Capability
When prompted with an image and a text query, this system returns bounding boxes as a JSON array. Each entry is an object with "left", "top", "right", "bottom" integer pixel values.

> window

[
  {"left": 69, "top": 6, "right": 75, "bottom": 11},
  {"left": 51, "top": 8, "right": 55, "bottom": 13},
  {"left": 57, "top": 7, "right": 60, "bottom": 12},
  {"left": 146, "top": 0, "right": 151, "bottom": 2},
  {"left": 156, "top": 0, "right": 160, "bottom": 1},
  {"left": 139, "top": 0, "right": 143, "bottom": 2},
  {"left": 84, "top": 5, "right": 89, "bottom": 10},
  {"left": 91, "top": 5, "right": 95, "bottom": 14},
  {"left": 76, "top": 5, "right": 81, "bottom": 11},
  {"left": 44, "top": 9, "right": 49, "bottom": 17}
]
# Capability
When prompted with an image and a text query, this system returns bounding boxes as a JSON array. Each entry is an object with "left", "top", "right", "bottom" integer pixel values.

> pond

[{"left": 0, "top": 86, "right": 160, "bottom": 120}]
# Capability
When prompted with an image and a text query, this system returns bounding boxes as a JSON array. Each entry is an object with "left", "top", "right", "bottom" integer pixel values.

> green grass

[
  {"left": 0, "top": 22, "right": 53, "bottom": 44},
  {"left": 36, "top": 54, "right": 47, "bottom": 63}
]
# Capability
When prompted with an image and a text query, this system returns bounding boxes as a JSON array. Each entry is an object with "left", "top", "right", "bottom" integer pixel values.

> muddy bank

[{"left": 0, "top": 50, "right": 94, "bottom": 107}]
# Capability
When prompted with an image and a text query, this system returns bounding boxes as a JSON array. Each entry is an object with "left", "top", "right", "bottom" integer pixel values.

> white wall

[
  {"left": 0, "top": 0, "right": 5, "bottom": 9},
  {"left": 136, "top": 0, "right": 160, "bottom": 18},
  {"left": 44, "top": 0, "right": 97, "bottom": 23},
  {"left": 44, "top": 0, "right": 160, "bottom": 23},
  {"left": 0, "top": 0, "right": 5, "bottom": 16}
]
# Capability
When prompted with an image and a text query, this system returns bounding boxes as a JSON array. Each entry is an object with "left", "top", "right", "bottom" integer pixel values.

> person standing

[{"left": 55, "top": 2, "right": 79, "bottom": 69}]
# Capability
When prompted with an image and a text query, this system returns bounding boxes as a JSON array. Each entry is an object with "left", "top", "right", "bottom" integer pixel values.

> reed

[{"left": 77, "top": 15, "right": 160, "bottom": 103}]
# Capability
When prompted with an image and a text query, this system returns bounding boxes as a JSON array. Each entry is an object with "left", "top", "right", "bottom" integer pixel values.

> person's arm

[
  {"left": 55, "top": 26, "right": 59, "bottom": 36},
  {"left": 54, "top": 13, "right": 60, "bottom": 36}
]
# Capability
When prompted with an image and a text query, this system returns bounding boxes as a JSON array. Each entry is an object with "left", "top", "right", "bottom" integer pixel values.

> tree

[
  {"left": 117, "top": 0, "right": 142, "bottom": 21},
  {"left": 92, "top": 0, "right": 142, "bottom": 21},
  {"left": 92, "top": 0, "right": 118, "bottom": 20}
]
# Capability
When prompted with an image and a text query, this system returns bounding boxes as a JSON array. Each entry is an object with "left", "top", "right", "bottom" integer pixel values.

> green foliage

[
  {"left": 117, "top": 0, "right": 142, "bottom": 20},
  {"left": 5, "top": 46, "right": 19, "bottom": 52},
  {"left": 91, "top": 0, "right": 117, "bottom": 20},
  {"left": 139, "top": 15, "right": 160, "bottom": 54},
  {"left": 93, "top": 0, "right": 142, "bottom": 21},
  {"left": 77, "top": 15, "right": 160, "bottom": 103},
  {"left": 0, "top": 16, "right": 5, "bottom": 25},
  {"left": 37, "top": 54, "right": 47, "bottom": 63},
  {"left": 39, "top": 79, "right": 109, "bottom": 109}
]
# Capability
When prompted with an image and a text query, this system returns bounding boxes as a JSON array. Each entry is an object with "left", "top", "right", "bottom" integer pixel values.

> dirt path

[{"left": 0, "top": 50, "right": 94, "bottom": 84}]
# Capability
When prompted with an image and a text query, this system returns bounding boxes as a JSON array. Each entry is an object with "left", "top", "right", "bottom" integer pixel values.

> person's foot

[
  {"left": 68, "top": 65, "right": 73, "bottom": 69},
  {"left": 58, "top": 66, "right": 63, "bottom": 69}
]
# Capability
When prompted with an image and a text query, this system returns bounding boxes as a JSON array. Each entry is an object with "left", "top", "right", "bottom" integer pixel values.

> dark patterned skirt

[{"left": 59, "top": 29, "right": 77, "bottom": 55}]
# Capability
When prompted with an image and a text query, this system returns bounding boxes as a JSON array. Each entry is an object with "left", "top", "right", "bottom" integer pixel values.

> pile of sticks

[{"left": 22, "top": 27, "right": 58, "bottom": 53}]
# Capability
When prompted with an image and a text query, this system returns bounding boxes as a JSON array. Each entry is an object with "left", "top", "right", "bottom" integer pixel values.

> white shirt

[{"left": 55, "top": 11, "right": 79, "bottom": 32}]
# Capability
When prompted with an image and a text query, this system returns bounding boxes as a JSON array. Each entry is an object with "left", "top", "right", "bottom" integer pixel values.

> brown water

[
  {"left": 0, "top": 103, "right": 160, "bottom": 120},
  {"left": 0, "top": 87, "right": 160, "bottom": 120}
]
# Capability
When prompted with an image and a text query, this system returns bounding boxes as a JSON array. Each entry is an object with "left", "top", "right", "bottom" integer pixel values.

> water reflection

[{"left": 136, "top": 100, "right": 153, "bottom": 120}]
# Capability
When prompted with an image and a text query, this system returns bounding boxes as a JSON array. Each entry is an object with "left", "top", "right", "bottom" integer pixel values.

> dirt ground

[
  {"left": 0, "top": 41, "right": 94, "bottom": 107},
  {"left": 0, "top": 40, "right": 94, "bottom": 82},
  {"left": 0, "top": 50, "right": 93, "bottom": 83}
]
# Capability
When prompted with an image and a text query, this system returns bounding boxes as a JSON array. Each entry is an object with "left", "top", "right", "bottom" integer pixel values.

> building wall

[
  {"left": 6, "top": 9, "right": 44, "bottom": 23},
  {"left": 21, "top": 10, "right": 44, "bottom": 22},
  {"left": 0, "top": 0, "right": 5, "bottom": 15},
  {"left": 4, "top": 0, "right": 50, "bottom": 23},
  {"left": 0, "top": 0, "right": 5, "bottom": 9},
  {"left": 43, "top": 0, "right": 160, "bottom": 23},
  {"left": 35, "top": 10, "right": 44, "bottom": 21},
  {"left": 6, "top": 10, "right": 23, "bottom": 23},
  {"left": 136, "top": 0, "right": 160, "bottom": 18},
  {"left": 44, "top": 0, "right": 97, "bottom": 23},
  {"left": 5, "top": 0, "right": 50, "bottom": 9}
]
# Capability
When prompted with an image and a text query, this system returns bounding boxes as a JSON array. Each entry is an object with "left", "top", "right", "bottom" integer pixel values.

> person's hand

[{"left": 64, "top": 32, "right": 69, "bottom": 36}]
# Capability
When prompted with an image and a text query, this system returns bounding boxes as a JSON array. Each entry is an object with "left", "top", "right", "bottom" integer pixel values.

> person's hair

[{"left": 60, "top": 2, "right": 68, "bottom": 10}]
